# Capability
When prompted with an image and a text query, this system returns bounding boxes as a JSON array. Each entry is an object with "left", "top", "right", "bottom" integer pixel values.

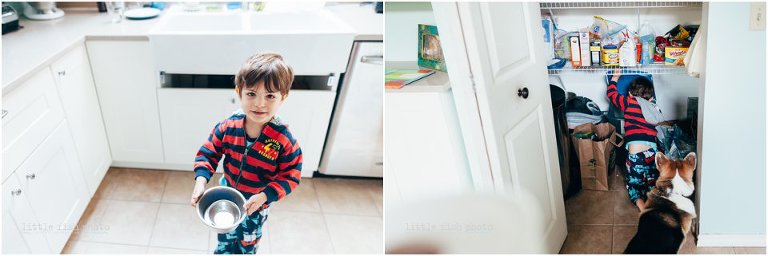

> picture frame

[{"left": 417, "top": 24, "right": 447, "bottom": 71}]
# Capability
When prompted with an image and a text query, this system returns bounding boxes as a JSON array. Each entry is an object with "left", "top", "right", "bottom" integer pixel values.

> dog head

[{"left": 655, "top": 152, "right": 697, "bottom": 197}]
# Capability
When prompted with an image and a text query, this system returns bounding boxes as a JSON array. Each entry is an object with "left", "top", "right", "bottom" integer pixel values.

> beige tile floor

[
  {"left": 62, "top": 168, "right": 383, "bottom": 254},
  {"left": 559, "top": 166, "right": 766, "bottom": 254}
]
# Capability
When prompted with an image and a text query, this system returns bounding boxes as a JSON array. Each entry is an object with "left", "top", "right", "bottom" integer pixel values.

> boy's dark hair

[
  {"left": 628, "top": 77, "right": 654, "bottom": 100},
  {"left": 235, "top": 53, "right": 294, "bottom": 98}
]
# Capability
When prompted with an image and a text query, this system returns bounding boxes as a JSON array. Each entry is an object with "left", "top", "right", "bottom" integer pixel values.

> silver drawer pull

[
  {"left": 58, "top": 70, "right": 66, "bottom": 76},
  {"left": 11, "top": 189, "right": 21, "bottom": 196},
  {"left": 1, "top": 109, "right": 7, "bottom": 119},
  {"left": 360, "top": 55, "right": 383, "bottom": 65},
  {"left": 26, "top": 173, "right": 36, "bottom": 180}
]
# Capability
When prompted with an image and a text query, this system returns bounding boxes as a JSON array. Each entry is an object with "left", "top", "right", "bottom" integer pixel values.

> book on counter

[{"left": 385, "top": 69, "right": 436, "bottom": 89}]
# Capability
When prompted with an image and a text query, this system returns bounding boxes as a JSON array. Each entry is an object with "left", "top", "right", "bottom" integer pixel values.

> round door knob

[
  {"left": 231, "top": 98, "right": 236, "bottom": 104},
  {"left": 26, "top": 173, "right": 36, "bottom": 180},
  {"left": 11, "top": 189, "right": 21, "bottom": 196},
  {"left": 517, "top": 87, "right": 529, "bottom": 99}
]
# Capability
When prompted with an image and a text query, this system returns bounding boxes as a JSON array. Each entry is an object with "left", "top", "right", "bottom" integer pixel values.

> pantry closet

[{"left": 543, "top": 2, "right": 702, "bottom": 123}]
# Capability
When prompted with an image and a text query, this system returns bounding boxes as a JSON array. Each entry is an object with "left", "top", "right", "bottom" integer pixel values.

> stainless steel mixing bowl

[{"left": 196, "top": 186, "right": 247, "bottom": 233}]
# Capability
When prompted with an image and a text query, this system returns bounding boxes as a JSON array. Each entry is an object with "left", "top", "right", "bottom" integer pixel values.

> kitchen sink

[
  {"left": 157, "top": 13, "right": 243, "bottom": 32},
  {"left": 247, "top": 11, "right": 351, "bottom": 33},
  {"left": 148, "top": 7, "right": 355, "bottom": 75}
]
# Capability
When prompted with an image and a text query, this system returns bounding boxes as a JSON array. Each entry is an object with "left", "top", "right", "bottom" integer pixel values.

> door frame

[{"left": 432, "top": 2, "right": 495, "bottom": 192}]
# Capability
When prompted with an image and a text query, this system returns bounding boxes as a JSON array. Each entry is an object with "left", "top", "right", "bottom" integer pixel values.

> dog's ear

[
  {"left": 684, "top": 152, "right": 697, "bottom": 168},
  {"left": 656, "top": 151, "right": 668, "bottom": 169}
]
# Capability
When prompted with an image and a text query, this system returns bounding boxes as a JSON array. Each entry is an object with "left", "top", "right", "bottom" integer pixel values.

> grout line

[
  {"left": 74, "top": 237, "right": 146, "bottom": 248},
  {"left": 71, "top": 239, "right": 208, "bottom": 253},
  {"left": 312, "top": 179, "right": 336, "bottom": 253},
  {"left": 610, "top": 224, "right": 615, "bottom": 254},
  {"left": 143, "top": 200, "right": 163, "bottom": 250},
  {"left": 270, "top": 208, "right": 380, "bottom": 217}
]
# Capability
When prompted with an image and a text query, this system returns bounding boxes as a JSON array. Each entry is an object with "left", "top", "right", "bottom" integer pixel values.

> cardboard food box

[{"left": 665, "top": 47, "right": 689, "bottom": 66}]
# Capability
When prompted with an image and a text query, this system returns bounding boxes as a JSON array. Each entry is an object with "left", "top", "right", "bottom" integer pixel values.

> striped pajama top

[
  {"left": 194, "top": 113, "right": 302, "bottom": 205},
  {"left": 607, "top": 80, "right": 658, "bottom": 144}
]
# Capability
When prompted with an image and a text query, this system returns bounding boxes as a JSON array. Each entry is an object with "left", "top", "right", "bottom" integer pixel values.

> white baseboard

[
  {"left": 697, "top": 234, "right": 766, "bottom": 247},
  {"left": 110, "top": 161, "right": 190, "bottom": 171}
]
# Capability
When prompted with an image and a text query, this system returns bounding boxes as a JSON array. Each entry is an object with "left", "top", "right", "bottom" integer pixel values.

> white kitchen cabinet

[
  {"left": 2, "top": 174, "right": 50, "bottom": 254},
  {"left": 16, "top": 121, "right": 90, "bottom": 253},
  {"left": 319, "top": 41, "right": 384, "bottom": 177},
  {"left": 157, "top": 88, "right": 333, "bottom": 177},
  {"left": 157, "top": 88, "right": 237, "bottom": 171},
  {"left": 51, "top": 44, "right": 112, "bottom": 196},
  {"left": 86, "top": 40, "right": 165, "bottom": 165},
  {"left": 2, "top": 68, "right": 65, "bottom": 183},
  {"left": 385, "top": 85, "right": 474, "bottom": 204},
  {"left": 278, "top": 90, "right": 336, "bottom": 177}
]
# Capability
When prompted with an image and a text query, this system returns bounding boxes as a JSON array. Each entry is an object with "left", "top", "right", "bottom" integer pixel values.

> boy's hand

[
  {"left": 244, "top": 193, "right": 268, "bottom": 215},
  {"left": 611, "top": 69, "right": 622, "bottom": 82},
  {"left": 190, "top": 176, "right": 207, "bottom": 207}
]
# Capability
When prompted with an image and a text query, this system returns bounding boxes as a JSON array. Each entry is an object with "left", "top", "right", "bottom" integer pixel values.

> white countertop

[
  {"left": 2, "top": 4, "right": 382, "bottom": 92},
  {"left": 326, "top": 3, "right": 383, "bottom": 41}
]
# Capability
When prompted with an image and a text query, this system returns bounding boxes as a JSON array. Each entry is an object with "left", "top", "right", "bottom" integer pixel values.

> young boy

[
  {"left": 190, "top": 53, "right": 303, "bottom": 254},
  {"left": 607, "top": 69, "right": 658, "bottom": 211}
]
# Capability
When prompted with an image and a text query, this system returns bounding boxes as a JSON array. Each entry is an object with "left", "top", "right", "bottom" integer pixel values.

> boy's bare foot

[{"left": 635, "top": 199, "right": 646, "bottom": 212}]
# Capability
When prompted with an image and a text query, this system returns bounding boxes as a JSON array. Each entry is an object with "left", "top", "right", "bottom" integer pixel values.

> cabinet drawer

[{"left": 2, "top": 68, "right": 65, "bottom": 181}]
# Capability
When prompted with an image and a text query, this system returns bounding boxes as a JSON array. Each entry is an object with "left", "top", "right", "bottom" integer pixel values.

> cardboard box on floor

[{"left": 571, "top": 122, "right": 623, "bottom": 191}]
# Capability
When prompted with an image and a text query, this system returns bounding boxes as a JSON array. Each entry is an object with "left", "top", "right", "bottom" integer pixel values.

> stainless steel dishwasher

[{"left": 319, "top": 41, "right": 383, "bottom": 177}]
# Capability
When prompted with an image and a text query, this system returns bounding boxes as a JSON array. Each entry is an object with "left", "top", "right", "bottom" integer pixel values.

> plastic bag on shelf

[
  {"left": 638, "top": 22, "right": 656, "bottom": 65},
  {"left": 554, "top": 29, "right": 578, "bottom": 59},
  {"left": 665, "top": 24, "right": 690, "bottom": 41},
  {"left": 591, "top": 16, "right": 626, "bottom": 42}
]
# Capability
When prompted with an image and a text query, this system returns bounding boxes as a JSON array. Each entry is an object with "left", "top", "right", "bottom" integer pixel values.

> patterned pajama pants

[
  {"left": 213, "top": 208, "right": 269, "bottom": 254},
  {"left": 624, "top": 148, "right": 659, "bottom": 204}
]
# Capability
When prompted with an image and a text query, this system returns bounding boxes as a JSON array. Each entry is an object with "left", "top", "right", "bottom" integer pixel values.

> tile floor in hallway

[
  {"left": 62, "top": 168, "right": 383, "bottom": 254},
  {"left": 559, "top": 165, "right": 765, "bottom": 254}
]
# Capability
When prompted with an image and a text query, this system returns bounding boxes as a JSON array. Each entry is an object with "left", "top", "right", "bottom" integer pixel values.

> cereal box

[{"left": 664, "top": 47, "right": 689, "bottom": 66}]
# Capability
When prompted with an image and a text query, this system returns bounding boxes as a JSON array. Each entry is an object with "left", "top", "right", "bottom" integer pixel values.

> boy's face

[{"left": 240, "top": 81, "right": 285, "bottom": 126}]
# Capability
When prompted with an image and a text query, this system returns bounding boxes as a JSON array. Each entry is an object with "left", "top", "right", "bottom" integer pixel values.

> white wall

[
  {"left": 384, "top": 2, "right": 436, "bottom": 62},
  {"left": 551, "top": 74, "right": 699, "bottom": 120},
  {"left": 698, "top": 2, "right": 766, "bottom": 245}
]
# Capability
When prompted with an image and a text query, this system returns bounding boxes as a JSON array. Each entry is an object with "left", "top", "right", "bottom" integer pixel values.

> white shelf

[
  {"left": 548, "top": 64, "right": 688, "bottom": 76},
  {"left": 539, "top": 1, "right": 702, "bottom": 9}
]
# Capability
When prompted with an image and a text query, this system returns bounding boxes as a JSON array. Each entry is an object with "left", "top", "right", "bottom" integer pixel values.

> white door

[
  {"left": 157, "top": 88, "right": 238, "bottom": 170},
  {"left": 278, "top": 90, "right": 336, "bottom": 177},
  {"left": 19, "top": 122, "right": 90, "bottom": 253},
  {"left": 435, "top": 2, "right": 567, "bottom": 253},
  {"left": 2, "top": 174, "right": 51, "bottom": 254},
  {"left": 52, "top": 44, "right": 112, "bottom": 196},
  {"left": 87, "top": 41, "right": 164, "bottom": 165}
]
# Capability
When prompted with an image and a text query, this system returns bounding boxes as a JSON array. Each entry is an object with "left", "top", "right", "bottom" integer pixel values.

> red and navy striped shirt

[
  {"left": 194, "top": 113, "right": 302, "bottom": 205},
  {"left": 607, "top": 80, "right": 657, "bottom": 144}
]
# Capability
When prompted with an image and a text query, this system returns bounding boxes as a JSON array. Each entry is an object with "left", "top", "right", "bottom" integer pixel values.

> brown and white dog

[{"left": 624, "top": 152, "right": 697, "bottom": 254}]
